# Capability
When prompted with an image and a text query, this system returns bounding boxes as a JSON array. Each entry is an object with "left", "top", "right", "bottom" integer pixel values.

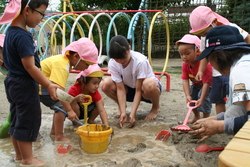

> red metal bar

[
  {"left": 47, "top": 10, "right": 162, "bottom": 16},
  {"left": 70, "top": 69, "right": 170, "bottom": 91}
]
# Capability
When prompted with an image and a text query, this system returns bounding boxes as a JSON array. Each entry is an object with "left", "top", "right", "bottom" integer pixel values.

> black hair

[
  {"left": 77, "top": 76, "right": 102, "bottom": 85},
  {"left": 21, "top": 0, "right": 49, "bottom": 13},
  {"left": 109, "top": 35, "right": 130, "bottom": 59},
  {"left": 177, "top": 43, "right": 196, "bottom": 49},
  {"left": 208, "top": 48, "right": 250, "bottom": 73}
]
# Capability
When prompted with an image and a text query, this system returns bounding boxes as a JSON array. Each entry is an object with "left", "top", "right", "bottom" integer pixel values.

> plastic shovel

[
  {"left": 155, "top": 130, "right": 171, "bottom": 141},
  {"left": 52, "top": 106, "right": 83, "bottom": 126},
  {"left": 171, "top": 100, "right": 198, "bottom": 132},
  {"left": 196, "top": 144, "right": 224, "bottom": 153},
  {"left": 0, "top": 112, "right": 11, "bottom": 138},
  {"left": 81, "top": 95, "right": 92, "bottom": 125}
]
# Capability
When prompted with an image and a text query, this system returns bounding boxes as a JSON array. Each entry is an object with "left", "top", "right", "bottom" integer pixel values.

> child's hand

[
  {"left": 119, "top": 113, "right": 127, "bottom": 128},
  {"left": 195, "top": 71, "right": 203, "bottom": 81},
  {"left": 67, "top": 110, "right": 79, "bottom": 121},
  {"left": 196, "top": 99, "right": 203, "bottom": 108},
  {"left": 186, "top": 95, "right": 192, "bottom": 103},
  {"left": 76, "top": 94, "right": 86, "bottom": 103},
  {"left": 47, "top": 83, "right": 60, "bottom": 101},
  {"left": 189, "top": 120, "right": 224, "bottom": 143},
  {"left": 127, "top": 115, "right": 135, "bottom": 128}
]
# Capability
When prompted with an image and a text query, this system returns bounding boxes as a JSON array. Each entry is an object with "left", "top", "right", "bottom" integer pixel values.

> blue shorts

[
  {"left": 4, "top": 75, "right": 41, "bottom": 142},
  {"left": 190, "top": 84, "right": 212, "bottom": 114},
  {"left": 126, "top": 81, "right": 162, "bottom": 103},
  {"left": 40, "top": 95, "right": 65, "bottom": 117},
  {"left": 210, "top": 76, "right": 229, "bottom": 104}
]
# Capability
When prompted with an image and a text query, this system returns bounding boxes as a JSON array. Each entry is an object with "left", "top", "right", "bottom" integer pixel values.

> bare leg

[
  {"left": 13, "top": 138, "right": 44, "bottom": 166},
  {"left": 188, "top": 109, "right": 200, "bottom": 124},
  {"left": 88, "top": 108, "right": 99, "bottom": 124},
  {"left": 215, "top": 103, "right": 226, "bottom": 114},
  {"left": 53, "top": 112, "right": 71, "bottom": 142},
  {"left": 11, "top": 135, "right": 22, "bottom": 161},
  {"left": 101, "top": 78, "right": 119, "bottom": 104},
  {"left": 203, "top": 113, "right": 210, "bottom": 118},
  {"left": 142, "top": 78, "right": 160, "bottom": 120}
]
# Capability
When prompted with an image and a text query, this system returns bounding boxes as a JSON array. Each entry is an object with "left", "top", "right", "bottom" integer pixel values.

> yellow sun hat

[{"left": 76, "top": 64, "right": 104, "bottom": 80}]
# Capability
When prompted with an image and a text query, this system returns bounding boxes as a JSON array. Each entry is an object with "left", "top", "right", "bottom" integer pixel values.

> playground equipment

[{"left": 0, "top": 0, "right": 170, "bottom": 83}]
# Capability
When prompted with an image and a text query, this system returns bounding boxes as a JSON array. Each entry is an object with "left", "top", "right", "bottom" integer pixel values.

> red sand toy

[
  {"left": 57, "top": 144, "right": 72, "bottom": 153},
  {"left": 171, "top": 100, "right": 198, "bottom": 132}
]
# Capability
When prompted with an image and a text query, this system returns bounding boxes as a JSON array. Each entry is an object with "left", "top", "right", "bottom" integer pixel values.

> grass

[{"left": 153, "top": 66, "right": 182, "bottom": 74}]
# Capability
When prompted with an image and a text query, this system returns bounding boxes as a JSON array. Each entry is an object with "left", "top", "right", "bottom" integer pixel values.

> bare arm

[
  {"left": 182, "top": 79, "right": 191, "bottom": 102},
  {"left": 116, "top": 82, "right": 127, "bottom": 127},
  {"left": 95, "top": 99, "right": 109, "bottom": 125},
  {"left": 196, "top": 58, "right": 209, "bottom": 81},
  {"left": 244, "top": 34, "right": 250, "bottom": 44},
  {"left": 197, "top": 83, "right": 210, "bottom": 107},
  {"left": 21, "top": 55, "right": 58, "bottom": 100},
  {"left": 128, "top": 79, "right": 143, "bottom": 127}
]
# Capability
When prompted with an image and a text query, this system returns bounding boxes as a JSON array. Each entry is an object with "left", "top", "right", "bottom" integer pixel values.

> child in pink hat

[
  {"left": 176, "top": 34, "right": 212, "bottom": 123},
  {"left": 67, "top": 64, "right": 108, "bottom": 127},
  {"left": 39, "top": 37, "right": 98, "bottom": 143},
  {"left": 2, "top": 0, "right": 58, "bottom": 166},
  {"left": 189, "top": 5, "right": 250, "bottom": 115}
]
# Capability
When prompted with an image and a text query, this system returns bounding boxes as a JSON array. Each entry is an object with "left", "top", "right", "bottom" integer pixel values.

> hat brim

[
  {"left": 83, "top": 60, "right": 96, "bottom": 65},
  {"left": 195, "top": 47, "right": 214, "bottom": 61},
  {"left": 0, "top": 0, "right": 21, "bottom": 25},
  {"left": 213, "top": 42, "right": 250, "bottom": 51},
  {"left": 196, "top": 42, "right": 250, "bottom": 61}
]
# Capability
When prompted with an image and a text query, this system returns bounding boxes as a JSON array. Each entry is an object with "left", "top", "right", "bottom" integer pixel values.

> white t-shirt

[
  {"left": 108, "top": 50, "right": 159, "bottom": 88},
  {"left": 200, "top": 23, "right": 249, "bottom": 77},
  {"left": 230, "top": 54, "right": 250, "bottom": 106}
]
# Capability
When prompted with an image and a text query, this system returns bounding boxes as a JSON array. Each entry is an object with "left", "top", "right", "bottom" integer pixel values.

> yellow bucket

[{"left": 76, "top": 124, "right": 113, "bottom": 154}]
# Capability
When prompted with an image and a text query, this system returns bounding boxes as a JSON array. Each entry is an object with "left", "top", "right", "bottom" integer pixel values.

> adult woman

[{"left": 189, "top": 25, "right": 250, "bottom": 143}]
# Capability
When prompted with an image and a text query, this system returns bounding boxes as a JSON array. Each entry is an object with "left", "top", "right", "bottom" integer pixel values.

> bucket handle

[{"left": 108, "top": 129, "right": 114, "bottom": 146}]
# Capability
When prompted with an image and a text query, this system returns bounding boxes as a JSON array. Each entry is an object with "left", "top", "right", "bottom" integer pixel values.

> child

[
  {"left": 190, "top": 25, "right": 250, "bottom": 143},
  {"left": 39, "top": 37, "right": 98, "bottom": 143},
  {"left": 189, "top": 5, "right": 250, "bottom": 115},
  {"left": 176, "top": 34, "right": 212, "bottom": 123},
  {"left": 68, "top": 64, "right": 108, "bottom": 127},
  {"left": 101, "top": 35, "right": 162, "bottom": 128},
  {"left": 1, "top": 0, "right": 58, "bottom": 166}
]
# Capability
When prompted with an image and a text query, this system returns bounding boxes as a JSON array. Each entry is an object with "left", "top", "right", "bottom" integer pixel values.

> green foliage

[{"left": 0, "top": 1, "right": 7, "bottom": 14}]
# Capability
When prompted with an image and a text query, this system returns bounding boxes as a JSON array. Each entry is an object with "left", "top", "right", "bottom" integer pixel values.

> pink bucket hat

[
  {"left": 62, "top": 37, "right": 98, "bottom": 65},
  {"left": 0, "top": 0, "right": 26, "bottom": 25},
  {"left": 189, "top": 6, "right": 230, "bottom": 34},
  {"left": 0, "top": 34, "right": 5, "bottom": 47},
  {"left": 176, "top": 34, "right": 201, "bottom": 49},
  {"left": 76, "top": 64, "right": 104, "bottom": 80}
]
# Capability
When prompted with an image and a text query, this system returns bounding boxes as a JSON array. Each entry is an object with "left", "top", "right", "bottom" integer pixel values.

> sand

[{"left": 0, "top": 58, "right": 233, "bottom": 167}]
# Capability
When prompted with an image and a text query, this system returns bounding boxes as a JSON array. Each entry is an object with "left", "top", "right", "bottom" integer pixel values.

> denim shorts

[
  {"left": 40, "top": 95, "right": 64, "bottom": 113},
  {"left": 190, "top": 84, "right": 212, "bottom": 114},
  {"left": 210, "top": 75, "right": 229, "bottom": 104},
  {"left": 126, "top": 80, "right": 162, "bottom": 103}
]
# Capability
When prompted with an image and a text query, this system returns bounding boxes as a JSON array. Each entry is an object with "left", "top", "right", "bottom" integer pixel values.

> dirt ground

[{"left": 0, "top": 58, "right": 233, "bottom": 167}]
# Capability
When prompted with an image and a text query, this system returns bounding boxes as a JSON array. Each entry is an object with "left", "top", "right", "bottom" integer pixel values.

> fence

[{"left": 144, "top": 0, "right": 250, "bottom": 58}]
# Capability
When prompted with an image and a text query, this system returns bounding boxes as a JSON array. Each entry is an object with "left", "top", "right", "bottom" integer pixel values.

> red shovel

[
  {"left": 170, "top": 100, "right": 198, "bottom": 132},
  {"left": 196, "top": 144, "right": 224, "bottom": 153}
]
